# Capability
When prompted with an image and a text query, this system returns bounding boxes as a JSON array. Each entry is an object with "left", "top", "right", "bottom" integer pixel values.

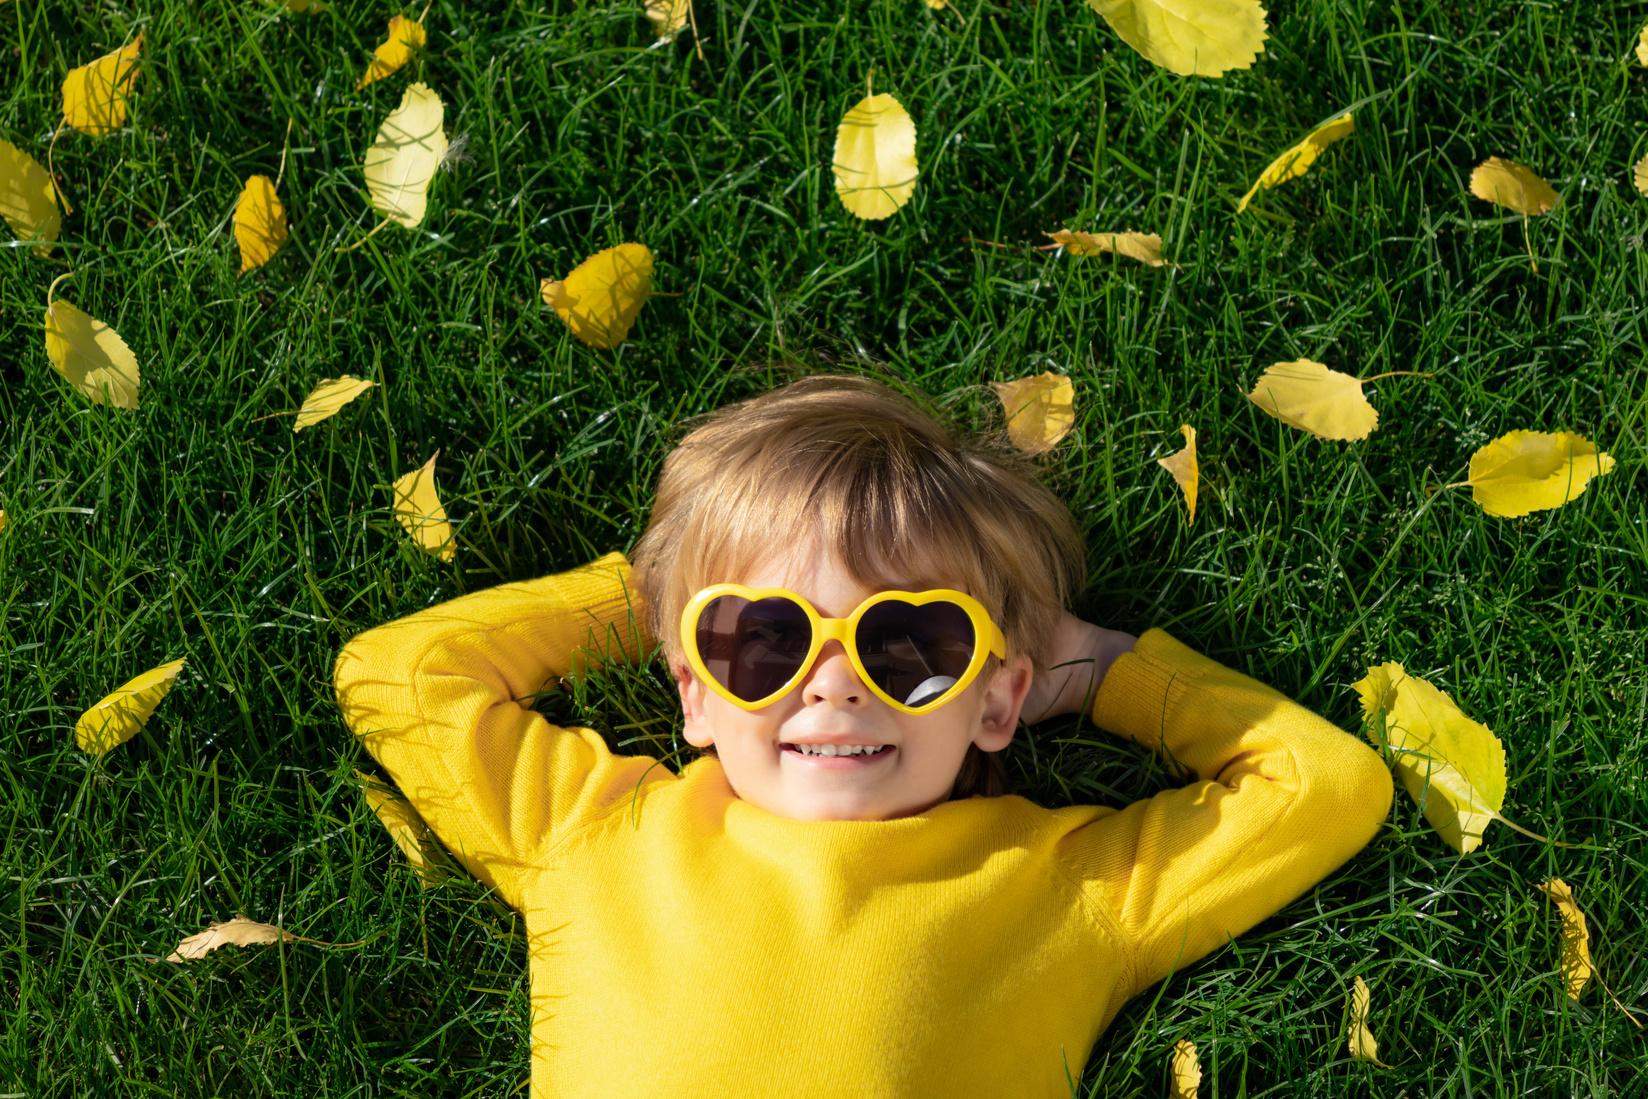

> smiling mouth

[{"left": 781, "top": 743, "right": 895, "bottom": 759}]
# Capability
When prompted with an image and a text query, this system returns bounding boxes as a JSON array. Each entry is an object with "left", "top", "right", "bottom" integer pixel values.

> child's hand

[{"left": 1020, "top": 612, "right": 1137, "bottom": 724}]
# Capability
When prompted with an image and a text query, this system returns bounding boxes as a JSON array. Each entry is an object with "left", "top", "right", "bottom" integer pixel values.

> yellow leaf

[
  {"left": 1633, "top": 153, "right": 1648, "bottom": 199},
  {"left": 1463, "top": 430, "right": 1614, "bottom": 518},
  {"left": 992, "top": 373, "right": 1075, "bottom": 456},
  {"left": 0, "top": 138, "right": 63, "bottom": 256},
  {"left": 1171, "top": 1039, "right": 1201, "bottom": 1098},
  {"left": 1534, "top": 879, "right": 1592, "bottom": 1000},
  {"left": 833, "top": 93, "right": 919, "bottom": 220},
  {"left": 1468, "top": 157, "right": 1559, "bottom": 216},
  {"left": 1155, "top": 424, "right": 1198, "bottom": 523},
  {"left": 294, "top": 376, "right": 378, "bottom": 432},
  {"left": 1637, "top": 25, "right": 1648, "bottom": 66},
  {"left": 1236, "top": 112, "right": 1354, "bottom": 213},
  {"left": 364, "top": 82, "right": 448, "bottom": 229},
  {"left": 44, "top": 275, "right": 141, "bottom": 409},
  {"left": 357, "top": 771, "right": 449, "bottom": 888},
  {"left": 644, "top": 0, "right": 692, "bottom": 37},
  {"left": 74, "top": 658, "right": 185, "bottom": 756},
  {"left": 163, "top": 915, "right": 297, "bottom": 963},
  {"left": 357, "top": 15, "right": 426, "bottom": 90},
  {"left": 1352, "top": 661, "right": 1505, "bottom": 854},
  {"left": 234, "top": 174, "right": 288, "bottom": 274},
  {"left": 1245, "top": 360, "right": 1377, "bottom": 441},
  {"left": 1085, "top": 0, "right": 1267, "bottom": 77},
  {"left": 539, "top": 242, "right": 655, "bottom": 349},
  {"left": 0, "top": 510, "right": 7, "bottom": 535},
  {"left": 1045, "top": 228, "right": 1164, "bottom": 265},
  {"left": 1346, "top": 975, "right": 1389, "bottom": 1065},
  {"left": 62, "top": 33, "right": 143, "bottom": 136},
  {"left": 925, "top": 0, "right": 948, "bottom": 7},
  {"left": 394, "top": 452, "right": 456, "bottom": 561}
]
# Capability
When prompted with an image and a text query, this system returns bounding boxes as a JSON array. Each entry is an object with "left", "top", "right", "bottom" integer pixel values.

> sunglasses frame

[{"left": 680, "top": 583, "right": 1008, "bottom": 715}]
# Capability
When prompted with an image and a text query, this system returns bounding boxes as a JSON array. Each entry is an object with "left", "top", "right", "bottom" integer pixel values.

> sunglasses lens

[
  {"left": 695, "top": 595, "right": 813, "bottom": 703},
  {"left": 855, "top": 601, "right": 976, "bottom": 708}
]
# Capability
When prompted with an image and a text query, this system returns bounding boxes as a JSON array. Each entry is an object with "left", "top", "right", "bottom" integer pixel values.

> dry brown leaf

[
  {"left": 164, "top": 915, "right": 297, "bottom": 962},
  {"left": 1044, "top": 228, "right": 1164, "bottom": 265}
]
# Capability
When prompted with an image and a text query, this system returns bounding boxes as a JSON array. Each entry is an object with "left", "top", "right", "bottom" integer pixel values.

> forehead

[{"left": 731, "top": 542, "right": 970, "bottom": 618}]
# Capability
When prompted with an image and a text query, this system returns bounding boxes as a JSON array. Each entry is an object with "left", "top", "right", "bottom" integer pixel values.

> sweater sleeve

[
  {"left": 332, "top": 552, "right": 668, "bottom": 910},
  {"left": 1057, "top": 629, "right": 1393, "bottom": 1000}
]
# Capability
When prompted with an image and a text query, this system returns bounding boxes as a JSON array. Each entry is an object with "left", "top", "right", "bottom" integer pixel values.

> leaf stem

[
  {"left": 46, "top": 123, "right": 73, "bottom": 216},
  {"left": 1360, "top": 371, "right": 1435, "bottom": 383},
  {"left": 335, "top": 216, "right": 393, "bottom": 254},
  {"left": 275, "top": 117, "right": 294, "bottom": 191}
]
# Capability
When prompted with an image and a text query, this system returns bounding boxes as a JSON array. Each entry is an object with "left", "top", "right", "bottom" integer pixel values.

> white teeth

[{"left": 793, "top": 743, "right": 880, "bottom": 757}]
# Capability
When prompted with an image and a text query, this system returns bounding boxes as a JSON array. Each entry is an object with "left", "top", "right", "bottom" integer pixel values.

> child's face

[{"left": 674, "top": 549, "right": 1033, "bottom": 822}]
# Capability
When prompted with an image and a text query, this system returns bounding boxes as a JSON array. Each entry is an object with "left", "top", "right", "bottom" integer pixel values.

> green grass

[{"left": 3, "top": 0, "right": 1646, "bottom": 1094}]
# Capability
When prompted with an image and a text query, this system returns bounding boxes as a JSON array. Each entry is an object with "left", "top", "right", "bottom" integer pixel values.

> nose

[{"left": 802, "top": 640, "right": 867, "bottom": 707}]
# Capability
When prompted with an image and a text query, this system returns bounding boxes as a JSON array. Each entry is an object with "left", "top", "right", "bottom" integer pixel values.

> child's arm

[
  {"left": 333, "top": 552, "right": 665, "bottom": 909},
  {"left": 1053, "top": 626, "right": 1394, "bottom": 1000}
]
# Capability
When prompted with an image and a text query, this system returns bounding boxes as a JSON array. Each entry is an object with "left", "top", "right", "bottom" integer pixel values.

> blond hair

[{"left": 630, "top": 376, "right": 1086, "bottom": 798}]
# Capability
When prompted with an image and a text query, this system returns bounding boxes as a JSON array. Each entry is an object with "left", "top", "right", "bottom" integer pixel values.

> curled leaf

[
  {"left": 44, "top": 275, "right": 141, "bottom": 409},
  {"left": 357, "top": 15, "right": 426, "bottom": 90},
  {"left": 540, "top": 243, "right": 655, "bottom": 349},
  {"left": 75, "top": 658, "right": 185, "bottom": 756},
  {"left": 1245, "top": 360, "right": 1377, "bottom": 441},
  {"left": 1085, "top": 0, "right": 1267, "bottom": 77},
  {"left": 833, "top": 93, "right": 919, "bottom": 220},
  {"left": 235, "top": 174, "right": 288, "bottom": 274},
  {"left": 1045, "top": 228, "right": 1164, "bottom": 265},
  {"left": 1469, "top": 157, "right": 1559, "bottom": 216},
  {"left": 164, "top": 915, "right": 298, "bottom": 962},
  {"left": 1534, "top": 879, "right": 1592, "bottom": 1000},
  {"left": 294, "top": 376, "right": 378, "bottom": 431},
  {"left": 993, "top": 373, "right": 1075, "bottom": 455},
  {"left": 393, "top": 452, "right": 456, "bottom": 561},
  {"left": 364, "top": 82, "right": 448, "bottom": 229},
  {"left": 62, "top": 33, "right": 143, "bottom": 135},
  {"left": 1237, "top": 112, "right": 1354, "bottom": 213},
  {"left": 357, "top": 771, "right": 449, "bottom": 888},
  {"left": 1353, "top": 661, "right": 1504, "bottom": 854},
  {"left": 1463, "top": 430, "right": 1614, "bottom": 518},
  {"left": 1171, "top": 1039, "right": 1201, "bottom": 1097},
  {"left": 0, "top": 138, "right": 63, "bottom": 256},
  {"left": 1155, "top": 424, "right": 1198, "bottom": 523},
  {"left": 1347, "top": 975, "right": 1389, "bottom": 1065}
]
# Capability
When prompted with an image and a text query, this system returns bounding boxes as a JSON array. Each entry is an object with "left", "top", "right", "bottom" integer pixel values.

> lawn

[{"left": 2, "top": 0, "right": 1646, "bottom": 1095}]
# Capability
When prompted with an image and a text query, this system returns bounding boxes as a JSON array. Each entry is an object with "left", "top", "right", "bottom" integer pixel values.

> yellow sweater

[{"left": 334, "top": 553, "right": 1393, "bottom": 1098}]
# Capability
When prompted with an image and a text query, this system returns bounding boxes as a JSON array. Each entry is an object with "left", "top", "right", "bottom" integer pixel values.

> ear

[
  {"left": 974, "top": 653, "right": 1033, "bottom": 753},
  {"left": 674, "top": 662, "right": 716, "bottom": 748}
]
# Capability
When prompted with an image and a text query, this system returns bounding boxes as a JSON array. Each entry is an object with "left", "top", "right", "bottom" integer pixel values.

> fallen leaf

[
  {"left": 1638, "top": 25, "right": 1648, "bottom": 66},
  {"left": 1534, "top": 879, "right": 1592, "bottom": 1000},
  {"left": 164, "top": 915, "right": 297, "bottom": 962},
  {"left": 645, "top": 0, "right": 692, "bottom": 37},
  {"left": 1045, "top": 228, "right": 1164, "bottom": 265},
  {"left": 0, "top": 138, "right": 63, "bottom": 256},
  {"left": 357, "top": 15, "right": 426, "bottom": 89},
  {"left": 1155, "top": 424, "right": 1198, "bottom": 523},
  {"left": 1469, "top": 157, "right": 1559, "bottom": 216},
  {"left": 1171, "top": 1038, "right": 1201, "bottom": 1097},
  {"left": 75, "top": 658, "right": 185, "bottom": 755},
  {"left": 1085, "top": 0, "right": 1267, "bottom": 77},
  {"left": 833, "top": 92, "right": 919, "bottom": 220},
  {"left": 1245, "top": 360, "right": 1377, "bottom": 441},
  {"left": 0, "top": 511, "right": 7, "bottom": 534},
  {"left": 357, "top": 771, "right": 449, "bottom": 887},
  {"left": 44, "top": 274, "right": 141, "bottom": 409},
  {"left": 540, "top": 243, "right": 655, "bottom": 349},
  {"left": 1347, "top": 975, "right": 1389, "bottom": 1065},
  {"left": 294, "top": 376, "right": 378, "bottom": 431},
  {"left": 235, "top": 174, "right": 288, "bottom": 274},
  {"left": 926, "top": 0, "right": 949, "bottom": 7},
  {"left": 1352, "top": 661, "right": 1504, "bottom": 854},
  {"left": 993, "top": 373, "right": 1075, "bottom": 455},
  {"left": 1634, "top": 154, "right": 1648, "bottom": 199},
  {"left": 364, "top": 82, "right": 448, "bottom": 229},
  {"left": 62, "top": 33, "right": 144, "bottom": 135},
  {"left": 394, "top": 452, "right": 456, "bottom": 561},
  {"left": 1462, "top": 430, "right": 1614, "bottom": 518},
  {"left": 1236, "top": 112, "right": 1354, "bottom": 213}
]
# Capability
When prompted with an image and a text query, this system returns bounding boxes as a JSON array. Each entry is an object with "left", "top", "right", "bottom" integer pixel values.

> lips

[{"left": 780, "top": 743, "right": 895, "bottom": 766}]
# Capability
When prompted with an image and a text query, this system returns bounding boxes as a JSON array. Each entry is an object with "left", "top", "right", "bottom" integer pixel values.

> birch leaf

[
  {"left": 357, "top": 771, "right": 449, "bottom": 888},
  {"left": 1347, "top": 976, "right": 1389, "bottom": 1065},
  {"left": 394, "top": 452, "right": 456, "bottom": 561},
  {"left": 993, "top": 373, "right": 1075, "bottom": 455},
  {"left": 357, "top": 15, "right": 426, "bottom": 90},
  {"left": 294, "top": 376, "right": 378, "bottom": 431},
  {"left": 62, "top": 34, "right": 144, "bottom": 135},
  {"left": 1633, "top": 153, "right": 1648, "bottom": 199},
  {"left": 1045, "top": 228, "right": 1164, "bottom": 265},
  {"left": 1534, "top": 879, "right": 1592, "bottom": 1000},
  {"left": 235, "top": 174, "right": 288, "bottom": 274},
  {"left": 1171, "top": 1039, "right": 1201, "bottom": 1098},
  {"left": 1353, "top": 661, "right": 1505, "bottom": 854},
  {"left": 1155, "top": 424, "right": 1198, "bottom": 523},
  {"left": 1245, "top": 360, "right": 1377, "bottom": 441},
  {"left": 1236, "top": 112, "right": 1354, "bottom": 213},
  {"left": 539, "top": 243, "right": 655, "bottom": 349},
  {"left": 1085, "top": 0, "right": 1267, "bottom": 77},
  {"left": 1463, "top": 430, "right": 1614, "bottom": 518},
  {"left": 833, "top": 93, "right": 919, "bottom": 220},
  {"left": 0, "top": 138, "right": 63, "bottom": 256},
  {"left": 164, "top": 915, "right": 297, "bottom": 962},
  {"left": 1469, "top": 157, "right": 1559, "bottom": 216},
  {"left": 75, "top": 658, "right": 185, "bottom": 755},
  {"left": 44, "top": 275, "right": 141, "bottom": 409},
  {"left": 644, "top": 0, "right": 692, "bottom": 37},
  {"left": 364, "top": 82, "right": 448, "bottom": 229}
]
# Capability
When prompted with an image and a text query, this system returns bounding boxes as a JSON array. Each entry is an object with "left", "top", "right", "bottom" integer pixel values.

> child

[{"left": 334, "top": 376, "right": 1393, "bottom": 1098}]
